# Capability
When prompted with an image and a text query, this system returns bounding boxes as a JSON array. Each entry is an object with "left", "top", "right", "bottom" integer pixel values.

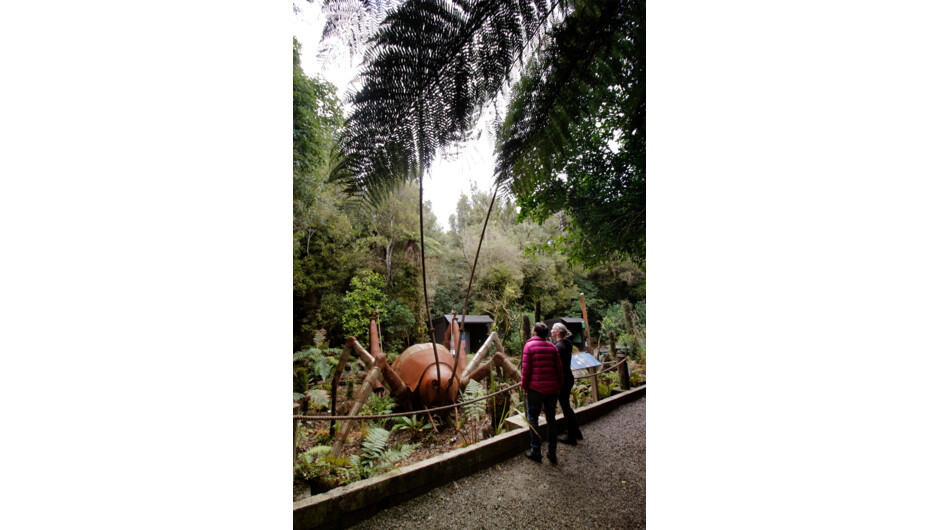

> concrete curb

[{"left": 293, "top": 385, "right": 646, "bottom": 529}]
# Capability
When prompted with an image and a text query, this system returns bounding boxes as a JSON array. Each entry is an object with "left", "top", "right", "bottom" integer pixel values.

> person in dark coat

[
  {"left": 520, "top": 322, "right": 564, "bottom": 463},
  {"left": 552, "top": 322, "right": 584, "bottom": 444}
]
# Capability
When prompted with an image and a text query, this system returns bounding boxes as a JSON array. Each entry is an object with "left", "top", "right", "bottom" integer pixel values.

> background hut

[
  {"left": 431, "top": 314, "right": 494, "bottom": 354},
  {"left": 544, "top": 317, "right": 586, "bottom": 351}
]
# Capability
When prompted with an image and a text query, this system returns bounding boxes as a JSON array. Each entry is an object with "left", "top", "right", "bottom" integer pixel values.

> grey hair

[{"left": 552, "top": 323, "right": 573, "bottom": 339}]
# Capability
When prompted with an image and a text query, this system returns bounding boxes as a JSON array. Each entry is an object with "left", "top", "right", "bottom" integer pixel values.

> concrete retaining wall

[{"left": 293, "top": 385, "right": 645, "bottom": 529}]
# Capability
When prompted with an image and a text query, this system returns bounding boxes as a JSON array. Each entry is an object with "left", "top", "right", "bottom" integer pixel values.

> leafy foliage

[
  {"left": 361, "top": 425, "right": 391, "bottom": 458},
  {"left": 497, "top": 0, "right": 645, "bottom": 266},
  {"left": 293, "top": 37, "right": 369, "bottom": 350},
  {"left": 363, "top": 392, "right": 397, "bottom": 418},
  {"left": 294, "top": 445, "right": 334, "bottom": 483},
  {"left": 294, "top": 346, "right": 342, "bottom": 383},
  {"left": 392, "top": 414, "right": 432, "bottom": 438},
  {"left": 460, "top": 379, "right": 487, "bottom": 421},
  {"left": 381, "top": 299, "right": 416, "bottom": 355},
  {"left": 294, "top": 367, "right": 308, "bottom": 395},
  {"left": 342, "top": 270, "right": 388, "bottom": 340},
  {"left": 293, "top": 38, "right": 344, "bottom": 182},
  {"left": 359, "top": 424, "right": 415, "bottom": 477},
  {"left": 628, "top": 358, "right": 646, "bottom": 386}
]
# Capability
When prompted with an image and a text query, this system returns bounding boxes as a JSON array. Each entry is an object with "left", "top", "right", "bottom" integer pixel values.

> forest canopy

[{"left": 293, "top": 1, "right": 645, "bottom": 353}]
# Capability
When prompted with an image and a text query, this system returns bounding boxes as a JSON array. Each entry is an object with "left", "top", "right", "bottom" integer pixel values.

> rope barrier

[
  {"left": 294, "top": 382, "right": 522, "bottom": 421},
  {"left": 295, "top": 355, "right": 634, "bottom": 421}
]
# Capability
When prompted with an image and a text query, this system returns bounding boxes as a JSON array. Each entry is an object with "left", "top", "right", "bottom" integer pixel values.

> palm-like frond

[
  {"left": 330, "top": 0, "right": 559, "bottom": 202},
  {"left": 318, "top": 0, "right": 401, "bottom": 70}
]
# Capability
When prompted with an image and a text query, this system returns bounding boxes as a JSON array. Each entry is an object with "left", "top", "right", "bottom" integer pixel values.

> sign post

[{"left": 571, "top": 352, "right": 603, "bottom": 403}]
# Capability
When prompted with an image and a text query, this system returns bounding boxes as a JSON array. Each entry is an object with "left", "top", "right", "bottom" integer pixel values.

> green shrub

[
  {"left": 628, "top": 359, "right": 646, "bottom": 386},
  {"left": 342, "top": 271, "right": 388, "bottom": 340},
  {"left": 363, "top": 393, "right": 396, "bottom": 416},
  {"left": 391, "top": 415, "right": 431, "bottom": 439},
  {"left": 294, "top": 347, "right": 342, "bottom": 383},
  {"left": 362, "top": 393, "right": 397, "bottom": 429}
]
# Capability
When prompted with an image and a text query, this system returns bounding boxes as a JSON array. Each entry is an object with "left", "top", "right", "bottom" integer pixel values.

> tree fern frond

[{"left": 331, "top": 0, "right": 559, "bottom": 203}]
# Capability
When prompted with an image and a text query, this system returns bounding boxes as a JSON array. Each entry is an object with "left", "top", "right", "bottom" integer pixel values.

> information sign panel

[{"left": 570, "top": 352, "right": 602, "bottom": 370}]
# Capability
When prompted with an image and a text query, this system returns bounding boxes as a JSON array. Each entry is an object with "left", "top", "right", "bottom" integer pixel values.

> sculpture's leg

[{"left": 331, "top": 364, "right": 382, "bottom": 456}]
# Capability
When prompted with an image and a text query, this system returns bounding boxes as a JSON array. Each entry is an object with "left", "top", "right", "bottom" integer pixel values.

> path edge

[{"left": 293, "top": 385, "right": 646, "bottom": 529}]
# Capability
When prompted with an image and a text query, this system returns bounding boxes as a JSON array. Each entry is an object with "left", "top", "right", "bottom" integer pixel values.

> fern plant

[
  {"left": 361, "top": 425, "right": 391, "bottom": 461},
  {"left": 294, "top": 445, "right": 337, "bottom": 483},
  {"left": 358, "top": 424, "right": 415, "bottom": 478},
  {"left": 461, "top": 379, "right": 487, "bottom": 421},
  {"left": 456, "top": 379, "right": 489, "bottom": 447},
  {"left": 294, "top": 347, "right": 342, "bottom": 383}
]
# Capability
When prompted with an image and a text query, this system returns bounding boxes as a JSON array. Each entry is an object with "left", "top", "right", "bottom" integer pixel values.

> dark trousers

[
  {"left": 559, "top": 377, "right": 582, "bottom": 437},
  {"left": 525, "top": 389, "right": 558, "bottom": 455}
]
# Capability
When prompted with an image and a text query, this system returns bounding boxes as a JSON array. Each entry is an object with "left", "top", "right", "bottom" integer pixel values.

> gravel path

[{"left": 350, "top": 396, "right": 646, "bottom": 529}]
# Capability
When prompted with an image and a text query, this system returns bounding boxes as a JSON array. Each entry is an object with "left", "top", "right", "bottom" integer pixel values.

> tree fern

[
  {"left": 321, "top": 0, "right": 644, "bottom": 266},
  {"left": 330, "top": 0, "right": 560, "bottom": 204}
]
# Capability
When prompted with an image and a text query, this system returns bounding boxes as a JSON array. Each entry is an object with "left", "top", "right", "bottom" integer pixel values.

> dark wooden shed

[
  {"left": 544, "top": 317, "right": 586, "bottom": 351},
  {"left": 431, "top": 314, "right": 494, "bottom": 354}
]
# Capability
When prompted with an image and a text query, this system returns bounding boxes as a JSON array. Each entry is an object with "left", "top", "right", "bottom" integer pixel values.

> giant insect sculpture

[{"left": 330, "top": 310, "right": 520, "bottom": 454}]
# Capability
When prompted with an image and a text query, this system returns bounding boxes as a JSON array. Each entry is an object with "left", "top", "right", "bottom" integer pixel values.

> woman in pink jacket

[{"left": 521, "top": 322, "right": 564, "bottom": 463}]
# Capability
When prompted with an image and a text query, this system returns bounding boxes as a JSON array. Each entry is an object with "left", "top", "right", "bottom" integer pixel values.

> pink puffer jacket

[{"left": 520, "top": 336, "right": 563, "bottom": 394}]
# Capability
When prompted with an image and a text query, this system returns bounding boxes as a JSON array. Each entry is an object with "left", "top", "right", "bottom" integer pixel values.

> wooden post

[
  {"left": 522, "top": 315, "right": 531, "bottom": 341},
  {"left": 617, "top": 352, "right": 630, "bottom": 390},
  {"left": 332, "top": 364, "right": 382, "bottom": 455},
  {"left": 589, "top": 366, "right": 599, "bottom": 402},
  {"left": 293, "top": 403, "right": 300, "bottom": 462},
  {"left": 330, "top": 342, "right": 353, "bottom": 438},
  {"left": 580, "top": 293, "right": 593, "bottom": 357}
]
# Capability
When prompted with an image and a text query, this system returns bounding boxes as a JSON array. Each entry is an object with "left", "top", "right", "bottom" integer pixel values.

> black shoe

[
  {"left": 547, "top": 452, "right": 557, "bottom": 464},
  {"left": 525, "top": 449, "right": 542, "bottom": 463},
  {"left": 557, "top": 433, "right": 577, "bottom": 446},
  {"left": 575, "top": 431, "right": 584, "bottom": 440}
]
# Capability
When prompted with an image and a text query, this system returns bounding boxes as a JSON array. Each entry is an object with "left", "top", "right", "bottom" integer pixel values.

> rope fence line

[
  {"left": 295, "top": 382, "right": 522, "bottom": 422},
  {"left": 294, "top": 355, "right": 632, "bottom": 422}
]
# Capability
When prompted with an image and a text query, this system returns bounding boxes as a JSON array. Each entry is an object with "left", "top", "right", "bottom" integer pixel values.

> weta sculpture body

[{"left": 330, "top": 311, "right": 520, "bottom": 454}]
